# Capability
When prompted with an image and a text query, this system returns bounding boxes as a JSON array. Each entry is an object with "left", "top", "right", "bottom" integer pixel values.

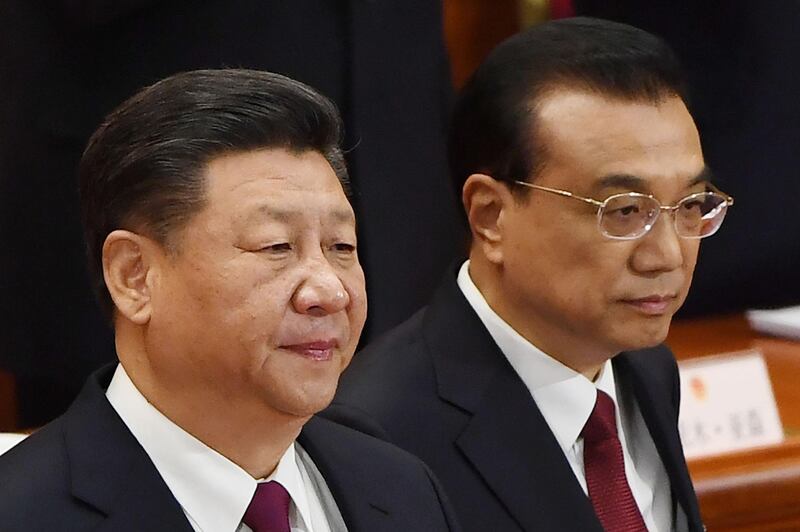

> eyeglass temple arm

[
  {"left": 705, "top": 183, "right": 735, "bottom": 206},
  {"left": 513, "top": 181, "right": 604, "bottom": 207}
]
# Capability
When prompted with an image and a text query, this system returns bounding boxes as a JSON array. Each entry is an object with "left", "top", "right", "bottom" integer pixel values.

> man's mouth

[
  {"left": 620, "top": 295, "right": 677, "bottom": 316},
  {"left": 280, "top": 339, "right": 339, "bottom": 361}
]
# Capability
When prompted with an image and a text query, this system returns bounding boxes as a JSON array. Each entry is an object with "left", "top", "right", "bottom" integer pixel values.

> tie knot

[
  {"left": 243, "top": 481, "right": 291, "bottom": 532},
  {"left": 582, "top": 390, "right": 618, "bottom": 443}
]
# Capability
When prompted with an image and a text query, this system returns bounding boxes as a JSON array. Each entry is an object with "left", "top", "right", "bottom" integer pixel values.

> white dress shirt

[
  {"left": 457, "top": 261, "right": 686, "bottom": 532},
  {"left": 106, "top": 364, "right": 339, "bottom": 532}
]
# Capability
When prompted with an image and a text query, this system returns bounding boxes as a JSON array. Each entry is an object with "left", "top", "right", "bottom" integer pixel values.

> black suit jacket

[
  {"left": 327, "top": 270, "right": 704, "bottom": 531},
  {"left": 0, "top": 366, "right": 461, "bottom": 531}
]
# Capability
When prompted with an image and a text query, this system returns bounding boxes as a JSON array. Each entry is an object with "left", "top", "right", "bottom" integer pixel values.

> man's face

[
  {"left": 490, "top": 90, "right": 705, "bottom": 363},
  {"left": 146, "top": 148, "right": 366, "bottom": 419}
]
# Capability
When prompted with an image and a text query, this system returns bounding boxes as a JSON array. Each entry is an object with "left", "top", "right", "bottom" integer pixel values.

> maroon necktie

[
  {"left": 242, "top": 481, "right": 291, "bottom": 532},
  {"left": 582, "top": 390, "right": 647, "bottom": 532}
]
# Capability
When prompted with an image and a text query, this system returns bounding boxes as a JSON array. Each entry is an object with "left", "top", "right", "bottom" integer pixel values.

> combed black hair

[
  {"left": 449, "top": 17, "right": 688, "bottom": 199},
  {"left": 79, "top": 69, "right": 348, "bottom": 319}
]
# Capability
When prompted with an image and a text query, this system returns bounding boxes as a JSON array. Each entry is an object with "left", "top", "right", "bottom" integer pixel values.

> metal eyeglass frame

[{"left": 512, "top": 180, "right": 735, "bottom": 240}]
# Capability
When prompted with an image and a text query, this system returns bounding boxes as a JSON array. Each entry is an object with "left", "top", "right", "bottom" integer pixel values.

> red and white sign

[{"left": 678, "top": 350, "right": 784, "bottom": 459}]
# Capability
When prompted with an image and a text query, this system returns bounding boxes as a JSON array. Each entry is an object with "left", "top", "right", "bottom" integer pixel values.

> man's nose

[
  {"left": 630, "top": 212, "right": 685, "bottom": 274},
  {"left": 292, "top": 256, "right": 350, "bottom": 316}
]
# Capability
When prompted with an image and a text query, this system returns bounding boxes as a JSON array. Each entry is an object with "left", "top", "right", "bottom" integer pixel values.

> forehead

[
  {"left": 533, "top": 89, "right": 704, "bottom": 192},
  {"left": 202, "top": 148, "right": 353, "bottom": 219}
]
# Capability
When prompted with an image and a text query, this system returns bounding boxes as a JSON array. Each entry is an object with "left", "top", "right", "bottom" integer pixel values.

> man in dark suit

[
  {"left": 0, "top": 69, "right": 459, "bottom": 532},
  {"left": 330, "top": 18, "right": 730, "bottom": 531},
  {"left": 0, "top": 0, "right": 461, "bottom": 426}
]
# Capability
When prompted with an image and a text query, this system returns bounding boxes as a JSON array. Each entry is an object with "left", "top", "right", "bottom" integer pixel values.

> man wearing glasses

[{"left": 328, "top": 18, "right": 726, "bottom": 532}]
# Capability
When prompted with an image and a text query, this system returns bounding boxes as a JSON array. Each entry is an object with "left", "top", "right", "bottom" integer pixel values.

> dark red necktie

[
  {"left": 582, "top": 390, "right": 647, "bottom": 532},
  {"left": 242, "top": 481, "right": 291, "bottom": 532}
]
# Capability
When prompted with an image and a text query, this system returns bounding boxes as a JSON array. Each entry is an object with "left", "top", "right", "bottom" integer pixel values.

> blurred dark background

[{"left": 1, "top": 0, "right": 798, "bottom": 428}]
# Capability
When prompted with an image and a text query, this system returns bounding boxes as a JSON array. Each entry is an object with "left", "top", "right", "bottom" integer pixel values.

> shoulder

[
  {"left": 301, "top": 416, "right": 445, "bottom": 496},
  {"left": 617, "top": 343, "right": 679, "bottom": 380},
  {"left": 338, "top": 306, "right": 435, "bottom": 398},
  {"left": 0, "top": 367, "right": 131, "bottom": 528},
  {"left": 616, "top": 343, "right": 681, "bottom": 408},
  {"left": 347, "top": 306, "right": 429, "bottom": 371},
  {"left": 0, "top": 417, "right": 94, "bottom": 526},
  {"left": 330, "top": 305, "right": 447, "bottom": 432},
  {"left": 301, "top": 416, "right": 459, "bottom": 530},
  {"left": 0, "top": 418, "right": 68, "bottom": 496},
  {"left": 303, "top": 415, "right": 430, "bottom": 471}
]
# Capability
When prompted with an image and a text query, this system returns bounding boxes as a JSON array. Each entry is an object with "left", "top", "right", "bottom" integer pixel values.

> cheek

[
  {"left": 554, "top": 250, "right": 636, "bottom": 322},
  {"left": 508, "top": 222, "right": 589, "bottom": 294},
  {"left": 208, "top": 274, "right": 294, "bottom": 350},
  {"left": 679, "top": 240, "right": 700, "bottom": 292},
  {"left": 523, "top": 207, "right": 598, "bottom": 265},
  {"left": 537, "top": 234, "right": 623, "bottom": 285},
  {"left": 241, "top": 278, "right": 294, "bottom": 320},
  {"left": 682, "top": 240, "right": 700, "bottom": 271}
]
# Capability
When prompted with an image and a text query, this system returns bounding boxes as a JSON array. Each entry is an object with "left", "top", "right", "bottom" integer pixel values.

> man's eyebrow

[
  {"left": 591, "top": 174, "right": 649, "bottom": 194},
  {"left": 687, "top": 166, "right": 715, "bottom": 188},
  {"left": 591, "top": 166, "right": 715, "bottom": 194},
  {"left": 328, "top": 209, "right": 356, "bottom": 225}
]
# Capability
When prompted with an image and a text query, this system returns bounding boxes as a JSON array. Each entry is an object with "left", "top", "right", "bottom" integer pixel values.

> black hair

[{"left": 449, "top": 17, "right": 688, "bottom": 199}]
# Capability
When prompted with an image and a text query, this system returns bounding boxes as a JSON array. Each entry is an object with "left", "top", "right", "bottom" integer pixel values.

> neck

[
  {"left": 467, "top": 255, "right": 614, "bottom": 381},
  {"left": 115, "top": 322, "right": 305, "bottom": 479}
]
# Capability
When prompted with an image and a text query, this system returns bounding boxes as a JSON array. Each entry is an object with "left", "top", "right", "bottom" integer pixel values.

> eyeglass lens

[{"left": 600, "top": 192, "right": 729, "bottom": 239}]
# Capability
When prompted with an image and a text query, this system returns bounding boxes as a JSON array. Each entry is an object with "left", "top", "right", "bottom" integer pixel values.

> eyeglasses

[{"left": 512, "top": 181, "right": 735, "bottom": 240}]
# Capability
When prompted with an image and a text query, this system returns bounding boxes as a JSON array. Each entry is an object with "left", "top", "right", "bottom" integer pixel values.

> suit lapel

[
  {"left": 64, "top": 367, "right": 194, "bottom": 532},
  {"left": 455, "top": 372, "right": 604, "bottom": 531},
  {"left": 298, "top": 417, "right": 392, "bottom": 532},
  {"left": 423, "top": 273, "right": 604, "bottom": 531},
  {"left": 615, "top": 352, "right": 704, "bottom": 531}
]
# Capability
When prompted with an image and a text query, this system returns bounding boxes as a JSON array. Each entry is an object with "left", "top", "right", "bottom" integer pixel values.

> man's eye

[
  {"left": 680, "top": 199, "right": 704, "bottom": 211},
  {"left": 332, "top": 242, "right": 356, "bottom": 253},
  {"left": 609, "top": 205, "right": 639, "bottom": 217},
  {"left": 263, "top": 243, "right": 292, "bottom": 252}
]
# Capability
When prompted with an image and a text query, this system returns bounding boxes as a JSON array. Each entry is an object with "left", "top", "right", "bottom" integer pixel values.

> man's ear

[
  {"left": 462, "top": 173, "right": 512, "bottom": 264},
  {"left": 102, "top": 230, "right": 159, "bottom": 325}
]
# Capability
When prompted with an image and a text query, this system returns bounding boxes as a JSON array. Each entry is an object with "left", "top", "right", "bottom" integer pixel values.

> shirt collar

[
  {"left": 263, "top": 441, "right": 315, "bottom": 532},
  {"left": 456, "top": 260, "right": 621, "bottom": 453},
  {"left": 106, "top": 364, "right": 313, "bottom": 532}
]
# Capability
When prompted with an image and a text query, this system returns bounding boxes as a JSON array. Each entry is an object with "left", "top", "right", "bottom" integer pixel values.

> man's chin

[
  {"left": 627, "top": 323, "right": 672, "bottom": 351},
  {"left": 609, "top": 315, "right": 673, "bottom": 353},
  {"left": 278, "top": 386, "right": 339, "bottom": 419}
]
